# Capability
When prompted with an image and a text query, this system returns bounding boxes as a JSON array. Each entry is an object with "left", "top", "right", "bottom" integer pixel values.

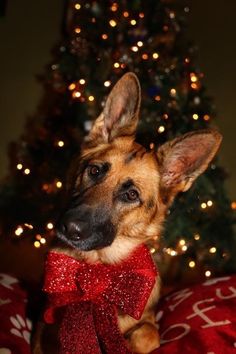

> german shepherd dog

[{"left": 33, "top": 73, "right": 222, "bottom": 354}]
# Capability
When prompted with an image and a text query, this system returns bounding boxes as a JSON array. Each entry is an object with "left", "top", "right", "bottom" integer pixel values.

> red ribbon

[{"left": 43, "top": 244, "right": 157, "bottom": 354}]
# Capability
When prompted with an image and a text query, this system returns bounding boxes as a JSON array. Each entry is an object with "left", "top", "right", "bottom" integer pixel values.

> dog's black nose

[{"left": 59, "top": 220, "right": 82, "bottom": 240}]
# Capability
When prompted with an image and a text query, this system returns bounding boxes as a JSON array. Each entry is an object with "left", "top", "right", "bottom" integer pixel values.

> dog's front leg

[
  {"left": 119, "top": 278, "right": 161, "bottom": 353},
  {"left": 31, "top": 321, "right": 45, "bottom": 354},
  {"left": 32, "top": 320, "right": 60, "bottom": 354},
  {"left": 120, "top": 311, "right": 160, "bottom": 354},
  {"left": 126, "top": 320, "right": 160, "bottom": 354}
]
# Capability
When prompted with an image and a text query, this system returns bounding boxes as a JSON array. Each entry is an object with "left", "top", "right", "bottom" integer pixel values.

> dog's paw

[{"left": 127, "top": 322, "right": 160, "bottom": 354}]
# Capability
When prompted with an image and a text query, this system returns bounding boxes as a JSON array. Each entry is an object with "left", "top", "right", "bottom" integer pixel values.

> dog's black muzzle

[{"left": 56, "top": 204, "right": 116, "bottom": 251}]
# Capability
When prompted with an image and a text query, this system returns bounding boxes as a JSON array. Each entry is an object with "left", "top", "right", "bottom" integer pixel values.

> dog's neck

[{"left": 53, "top": 236, "right": 142, "bottom": 265}]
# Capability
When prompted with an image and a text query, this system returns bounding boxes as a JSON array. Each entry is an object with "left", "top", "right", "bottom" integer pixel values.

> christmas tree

[{"left": 0, "top": 0, "right": 235, "bottom": 285}]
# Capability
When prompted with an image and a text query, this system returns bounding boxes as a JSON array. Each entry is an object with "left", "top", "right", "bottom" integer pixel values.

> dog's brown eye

[
  {"left": 88, "top": 165, "right": 101, "bottom": 178},
  {"left": 125, "top": 189, "right": 139, "bottom": 201}
]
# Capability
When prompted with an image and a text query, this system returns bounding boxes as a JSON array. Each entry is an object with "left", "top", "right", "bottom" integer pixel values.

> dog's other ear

[
  {"left": 84, "top": 72, "right": 141, "bottom": 147},
  {"left": 157, "top": 130, "right": 222, "bottom": 204}
]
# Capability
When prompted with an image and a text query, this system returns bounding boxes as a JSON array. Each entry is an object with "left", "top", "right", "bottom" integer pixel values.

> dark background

[{"left": 0, "top": 0, "right": 235, "bottom": 197}]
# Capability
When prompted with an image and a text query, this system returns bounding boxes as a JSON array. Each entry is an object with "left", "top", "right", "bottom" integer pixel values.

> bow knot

[{"left": 43, "top": 245, "right": 157, "bottom": 354}]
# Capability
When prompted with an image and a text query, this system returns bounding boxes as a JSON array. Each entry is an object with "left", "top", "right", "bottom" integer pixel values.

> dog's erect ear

[
  {"left": 157, "top": 130, "right": 222, "bottom": 203},
  {"left": 84, "top": 72, "right": 141, "bottom": 146}
]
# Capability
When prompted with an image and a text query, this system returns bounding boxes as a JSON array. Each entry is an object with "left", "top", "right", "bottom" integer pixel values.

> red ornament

[{"left": 43, "top": 244, "right": 157, "bottom": 354}]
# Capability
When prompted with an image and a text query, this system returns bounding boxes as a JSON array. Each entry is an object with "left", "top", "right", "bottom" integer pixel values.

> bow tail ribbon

[
  {"left": 59, "top": 302, "right": 101, "bottom": 354},
  {"left": 59, "top": 301, "right": 131, "bottom": 354},
  {"left": 94, "top": 302, "right": 131, "bottom": 354}
]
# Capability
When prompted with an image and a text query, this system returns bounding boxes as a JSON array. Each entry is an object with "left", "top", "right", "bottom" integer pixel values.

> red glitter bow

[{"left": 43, "top": 244, "right": 157, "bottom": 354}]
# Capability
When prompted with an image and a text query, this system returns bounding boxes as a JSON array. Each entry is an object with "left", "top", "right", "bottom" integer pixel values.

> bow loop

[
  {"left": 44, "top": 252, "right": 80, "bottom": 293},
  {"left": 77, "top": 262, "right": 113, "bottom": 301},
  {"left": 106, "top": 268, "right": 156, "bottom": 319}
]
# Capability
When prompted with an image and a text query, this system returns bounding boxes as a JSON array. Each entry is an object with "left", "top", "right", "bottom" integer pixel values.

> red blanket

[
  {"left": 0, "top": 273, "right": 31, "bottom": 354},
  {"left": 155, "top": 275, "right": 236, "bottom": 354}
]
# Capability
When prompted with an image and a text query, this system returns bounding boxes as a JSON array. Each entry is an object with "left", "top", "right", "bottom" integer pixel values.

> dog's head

[{"left": 56, "top": 73, "right": 222, "bottom": 262}]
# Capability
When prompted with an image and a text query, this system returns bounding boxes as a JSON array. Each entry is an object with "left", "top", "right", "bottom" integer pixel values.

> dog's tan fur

[{"left": 33, "top": 73, "right": 222, "bottom": 354}]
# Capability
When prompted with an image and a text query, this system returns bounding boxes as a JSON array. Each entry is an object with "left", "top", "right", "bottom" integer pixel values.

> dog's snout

[
  {"left": 62, "top": 220, "right": 81, "bottom": 239},
  {"left": 57, "top": 215, "right": 88, "bottom": 241},
  {"left": 56, "top": 204, "right": 115, "bottom": 250}
]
